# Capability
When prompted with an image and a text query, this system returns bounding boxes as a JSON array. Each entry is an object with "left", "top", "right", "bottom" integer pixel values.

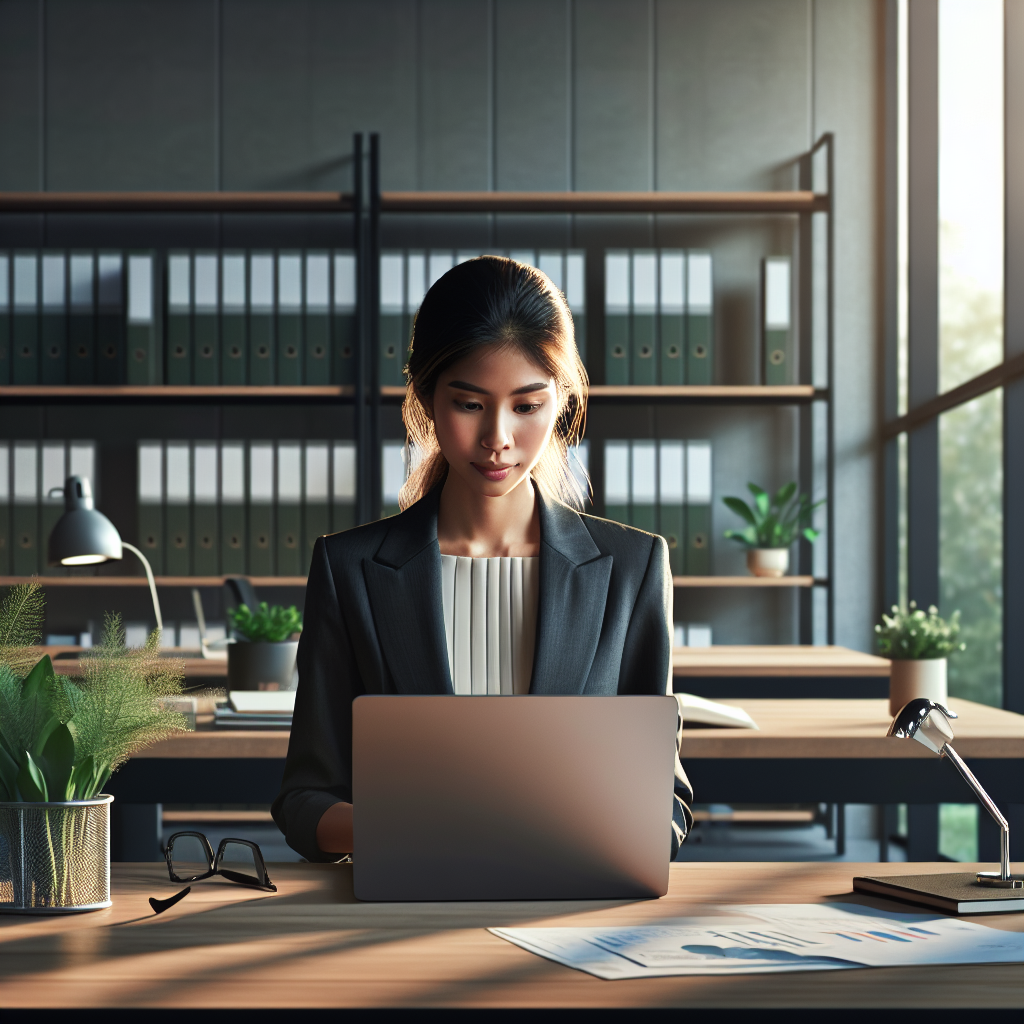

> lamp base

[
  {"left": 853, "top": 871, "right": 1024, "bottom": 914},
  {"left": 975, "top": 871, "right": 1024, "bottom": 889}
]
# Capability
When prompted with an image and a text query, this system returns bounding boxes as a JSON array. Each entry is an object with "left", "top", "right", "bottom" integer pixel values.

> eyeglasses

[{"left": 164, "top": 831, "right": 277, "bottom": 892}]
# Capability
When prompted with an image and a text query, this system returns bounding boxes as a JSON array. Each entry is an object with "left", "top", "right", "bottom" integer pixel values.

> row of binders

[{"left": 604, "top": 439, "right": 713, "bottom": 576}]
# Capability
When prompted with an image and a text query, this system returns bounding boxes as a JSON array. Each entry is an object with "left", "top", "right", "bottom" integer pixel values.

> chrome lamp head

[{"left": 888, "top": 698, "right": 1020, "bottom": 889}]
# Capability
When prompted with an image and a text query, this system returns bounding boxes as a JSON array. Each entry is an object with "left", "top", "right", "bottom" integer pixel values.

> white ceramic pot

[
  {"left": 746, "top": 548, "right": 789, "bottom": 578},
  {"left": 888, "top": 658, "right": 948, "bottom": 716}
]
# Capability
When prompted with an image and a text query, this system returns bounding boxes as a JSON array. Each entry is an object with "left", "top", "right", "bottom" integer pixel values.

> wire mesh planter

[{"left": 0, "top": 795, "right": 112, "bottom": 912}]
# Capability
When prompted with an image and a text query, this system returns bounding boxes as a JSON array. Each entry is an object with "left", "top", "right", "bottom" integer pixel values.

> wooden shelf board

[
  {"left": 588, "top": 384, "right": 819, "bottom": 401},
  {"left": 673, "top": 644, "right": 891, "bottom": 677},
  {"left": 673, "top": 575, "right": 817, "bottom": 588},
  {"left": 0, "top": 385, "right": 351, "bottom": 400},
  {"left": 0, "top": 191, "right": 354, "bottom": 212},
  {"left": 0, "top": 576, "right": 307, "bottom": 588}
]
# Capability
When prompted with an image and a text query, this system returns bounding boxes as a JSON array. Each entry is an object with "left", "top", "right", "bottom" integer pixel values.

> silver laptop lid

[{"left": 352, "top": 695, "right": 677, "bottom": 901}]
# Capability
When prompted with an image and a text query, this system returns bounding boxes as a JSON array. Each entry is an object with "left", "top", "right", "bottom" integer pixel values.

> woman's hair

[{"left": 398, "top": 255, "right": 589, "bottom": 510}]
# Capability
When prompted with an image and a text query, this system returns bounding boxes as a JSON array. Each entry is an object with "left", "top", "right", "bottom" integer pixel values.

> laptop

[{"left": 352, "top": 694, "right": 678, "bottom": 901}]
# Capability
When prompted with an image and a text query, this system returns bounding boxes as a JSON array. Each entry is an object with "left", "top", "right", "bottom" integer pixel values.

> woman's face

[{"left": 429, "top": 343, "right": 559, "bottom": 500}]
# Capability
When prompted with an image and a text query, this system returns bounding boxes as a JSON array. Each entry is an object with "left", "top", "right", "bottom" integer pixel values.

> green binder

[
  {"left": 39, "top": 441, "right": 66, "bottom": 576},
  {"left": 96, "top": 253, "right": 124, "bottom": 385},
  {"left": 276, "top": 441, "right": 303, "bottom": 575},
  {"left": 659, "top": 250, "right": 685, "bottom": 385},
  {"left": 219, "top": 441, "right": 247, "bottom": 576},
  {"left": 136, "top": 441, "right": 164, "bottom": 575},
  {"left": 304, "top": 253, "right": 331, "bottom": 385},
  {"left": 566, "top": 250, "right": 586, "bottom": 367},
  {"left": 193, "top": 253, "right": 219, "bottom": 385},
  {"left": 248, "top": 442, "right": 275, "bottom": 575},
  {"left": 126, "top": 252, "right": 159, "bottom": 385},
  {"left": 332, "top": 252, "right": 357, "bottom": 386},
  {"left": 332, "top": 440, "right": 357, "bottom": 533},
  {"left": 164, "top": 441, "right": 191, "bottom": 576},
  {"left": 604, "top": 251, "right": 630, "bottom": 385},
  {"left": 763, "top": 256, "right": 792, "bottom": 386},
  {"left": 249, "top": 254, "right": 275, "bottom": 385},
  {"left": 192, "top": 441, "right": 219, "bottom": 577},
  {"left": 68, "top": 254, "right": 95, "bottom": 385},
  {"left": 0, "top": 254, "right": 10, "bottom": 385},
  {"left": 165, "top": 253, "right": 192, "bottom": 385},
  {"left": 277, "top": 253, "right": 303, "bottom": 385},
  {"left": 220, "top": 253, "right": 247, "bottom": 385},
  {"left": 379, "top": 252, "right": 405, "bottom": 388},
  {"left": 40, "top": 254, "right": 67, "bottom": 385},
  {"left": 303, "top": 441, "right": 330, "bottom": 566},
  {"left": 603, "top": 440, "right": 630, "bottom": 525},
  {"left": 658, "top": 439, "right": 685, "bottom": 577},
  {"left": 12, "top": 442, "right": 38, "bottom": 576},
  {"left": 0, "top": 442, "right": 9, "bottom": 574},
  {"left": 629, "top": 440, "right": 658, "bottom": 533},
  {"left": 381, "top": 441, "right": 405, "bottom": 519},
  {"left": 13, "top": 253, "right": 39, "bottom": 385},
  {"left": 685, "top": 440, "right": 713, "bottom": 575},
  {"left": 631, "top": 251, "right": 658, "bottom": 386},
  {"left": 686, "top": 252, "right": 714, "bottom": 386}
]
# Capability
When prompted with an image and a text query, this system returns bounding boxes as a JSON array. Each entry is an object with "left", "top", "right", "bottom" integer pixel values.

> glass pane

[
  {"left": 169, "top": 834, "right": 212, "bottom": 881},
  {"left": 938, "top": 0, "right": 1004, "bottom": 393},
  {"left": 939, "top": 389, "right": 1003, "bottom": 706},
  {"left": 218, "top": 841, "right": 261, "bottom": 884},
  {"left": 939, "top": 803, "right": 978, "bottom": 862}
]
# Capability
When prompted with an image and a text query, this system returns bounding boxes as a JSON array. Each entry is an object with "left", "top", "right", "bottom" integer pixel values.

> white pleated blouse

[{"left": 439, "top": 554, "right": 540, "bottom": 696}]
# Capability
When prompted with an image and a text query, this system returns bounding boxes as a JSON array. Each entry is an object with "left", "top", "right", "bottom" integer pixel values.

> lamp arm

[
  {"left": 941, "top": 742, "right": 1010, "bottom": 881},
  {"left": 121, "top": 541, "right": 164, "bottom": 636}
]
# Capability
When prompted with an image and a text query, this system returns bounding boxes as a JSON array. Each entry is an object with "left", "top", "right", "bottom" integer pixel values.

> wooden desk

[{"left": 0, "top": 861, "right": 1019, "bottom": 1008}]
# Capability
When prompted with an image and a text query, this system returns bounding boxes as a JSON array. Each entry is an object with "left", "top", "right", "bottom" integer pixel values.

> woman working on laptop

[{"left": 272, "top": 256, "right": 693, "bottom": 860}]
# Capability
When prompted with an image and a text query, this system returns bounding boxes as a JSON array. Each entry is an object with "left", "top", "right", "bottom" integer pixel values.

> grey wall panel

[
  {"left": 0, "top": 0, "right": 41, "bottom": 190},
  {"left": 656, "top": 0, "right": 811, "bottom": 191},
  {"left": 45, "top": 0, "right": 216, "bottom": 190}
]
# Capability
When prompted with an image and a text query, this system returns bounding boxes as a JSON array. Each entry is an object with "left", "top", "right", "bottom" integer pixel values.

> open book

[{"left": 675, "top": 692, "right": 758, "bottom": 729}]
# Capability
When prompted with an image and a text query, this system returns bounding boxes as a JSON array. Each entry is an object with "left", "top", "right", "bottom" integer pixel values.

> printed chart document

[{"left": 491, "top": 903, "right": 1024, "bottom": 979}]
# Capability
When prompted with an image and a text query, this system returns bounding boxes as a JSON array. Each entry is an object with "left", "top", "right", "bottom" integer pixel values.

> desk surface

[
  {"left": 0, "top": 861, "right": 1019, "bottom": 1008},
  {"left": 674, "top": 645, "right": 891, "bottom": 677},
  {"left": 131, "top": 698, "right": 1024, "bottom": 761}
]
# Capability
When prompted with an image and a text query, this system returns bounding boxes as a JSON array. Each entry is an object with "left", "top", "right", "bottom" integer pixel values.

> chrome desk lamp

[{"left": 888, "top": 698, "right": 1021, "bottom": 889}]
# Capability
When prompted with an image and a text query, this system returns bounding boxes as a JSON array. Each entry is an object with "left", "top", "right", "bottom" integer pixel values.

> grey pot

[{"left": 227, "top": 641, "right": 299, "bottom": 691}]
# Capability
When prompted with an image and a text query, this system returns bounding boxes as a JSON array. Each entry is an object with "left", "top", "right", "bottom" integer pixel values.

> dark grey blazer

[{"left": 272, "top": 484, "right": 694, "bottom": 862}]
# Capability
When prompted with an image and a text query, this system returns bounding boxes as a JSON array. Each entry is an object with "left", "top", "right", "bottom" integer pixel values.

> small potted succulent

[
  {"left": 722, "top": 482, "right": 824, "bottom": 577},
  {"left": 227, "top": 602, "right": 303, "bottom": 692},
  {"left": 876, "top": 602, "right": 965, "bottom": 715}
]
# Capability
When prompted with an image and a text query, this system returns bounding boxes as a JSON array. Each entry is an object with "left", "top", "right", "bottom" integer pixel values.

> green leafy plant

[
  {"left": 228, "top": 602, "right": 303, "bottom": 643},
  {"left": 875, "top": 602, "right": 966, "bottom": 660},
  {"left": 722, "top": 482, "right": 825, "bottom": 549}
]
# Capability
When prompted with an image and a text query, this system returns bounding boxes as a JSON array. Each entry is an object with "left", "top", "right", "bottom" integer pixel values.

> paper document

[
  {"left": 491, "top": 903, "right": 1024, "bottom": 979},
  {"left": 676, "top": 693, "right": 757, "bottom": 729}
]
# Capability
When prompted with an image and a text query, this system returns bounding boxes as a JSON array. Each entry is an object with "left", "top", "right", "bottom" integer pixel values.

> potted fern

[
  {"left": 722, "top": 482, "right": 824, "bottom": 577},
  {"left": 0, "top": 582, "right": 187, "bottom": 913},
  {"left": 226, "top": 602, "right": 303, "bottom": 692},
  {"left": 876, "top": 602, "right": 965, "bottom": 715}
]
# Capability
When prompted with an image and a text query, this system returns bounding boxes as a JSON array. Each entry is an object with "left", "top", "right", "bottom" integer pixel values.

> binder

[
  {"left": 164, "top": 441, "right": 191, "bottom": 575},
  {"left": 763, "top": 256, "right": 792, "bottom": 386},
  {"left": 277, "top": 253, "right": 303, "bottom": 385},
  {"left": 629, "top": 439, "right": 657, "bottom": 533},
  {"left": 381, "top": 441, "right": 405, "bottom": 519},
  {"left": 332, "top": 440, "right": 356, "bottom": 533},
  {"left": 96, "top": 254, "right": 124, "bottom": 384},
  {"left": 276, "top": 441, "right": 303, "bottom": 575},
  {"left": 40, "top": 441, "right": 66, "bottom": 575},
  {"left": 303, "top": 441, "right": 330, "bottom": 564},
  {"left": 685, "top": 439, "right": 713, "bottom": 575},
  {"left": 538, "top": 250, "right": 562, "bottom": 292},
  {"left": 0, "top": 254, "right": 9, "bottom": 385},
  {"left": 673, "top": 623, "right": 686, "bottom": 647},
  {"left": 126, "top": 253, "right": 158, "bottom": 385},
  {"left": 219, "top": 441, "right": 246, "bottom": 575},
  {"left": 379, "top": 252, "right": 405, "bottom": 387},
  {"left": 604, "top": 252, "right": 630, "bottom": 384},
  {"left": 631, "top": 251, "right": 658, "bottom": 385},
  {"left": 687, "top": 623, "right": 713, "bottom": 647},
  {"left": 603, "top": 440, "right": 630, "bottom": 525},
  {"left": 68, "top": 441, "right": 96, "bottom": 497},
  {"left": 332, "top": 252, "right": 357, "bottom": 386},
  {"left": 192, "top": 441, "right": 219, "bottom": 576},
  {"left": 137, "top": 441, "right": 164, "bottom": 574},
  {"left": 0, "top": 442, "right": 9, "bottom": 574},
  {"left": 659, "top": 250, "right": 685, "bottom": 384},
  {"left": 565, "top": 250, "right": 586, "bottom": 365},
  {"left": 455, "top": 251, "right": 480, "bottom": 264},
  {"left": 40, "top": 254, "right": 67, "bottom": 385},
  {"left": 428, "top": 251, "right": 454, "bottom": 287},
  {"left": 686, "top": 252, "right": 713, "bottom": 385},
  {"left": 13, "top": 254, "right": 39, "bottom": 385},
  {"left": 165, "top": 253, "right": 192, "bottom": 385},
  {"left": 68, "top": 254, "right": 96, "bottom": 385},
  {"left": 567, "top": 439, "right": 591, "bottom": 508},
  {"left": 12, "top": 441, "right": 38, "bottom": 575},
  {"left": 193, "top": 253, "right": 219, "bottom": 385},
  {"left": 658, "top": 439, "right": 685, "bottom": 576},
  {"left": 249, "top": 254, "right": 275, "bottom": 385},
  {"left": 405, "top": 250, "right": 426, "bottom": 378},
  {"left": 304, "top": 252, "right": 331, "bottom": 384},
  {"left": 248, "top": 442, "right": 275, "bottom": 575},
  {"left": 508, "top": 249, "right": 536, "bottom": 268},
  {"left": 220, "top": 253, "right": 247, "bottom": 384}
]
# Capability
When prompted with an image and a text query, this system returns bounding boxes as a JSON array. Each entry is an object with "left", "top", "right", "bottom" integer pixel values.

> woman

[{"left": 272, "top": 256, "right": 693, "bottom": 860}]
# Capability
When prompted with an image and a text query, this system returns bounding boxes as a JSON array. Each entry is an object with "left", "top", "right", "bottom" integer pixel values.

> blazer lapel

[
  {"left": 363, "top": 487, "right": 454, "bottom": 695},
  {"left": 530, "top": 494, "right": 612, "bottom": 695}
]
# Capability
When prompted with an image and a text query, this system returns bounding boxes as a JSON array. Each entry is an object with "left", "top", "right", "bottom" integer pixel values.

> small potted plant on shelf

[
  {"left": 0, "top": 582, "right": 187, "bottom": 913},
  {"left": 875, "top": 602, "right": 965, "bottom": 715},
  {"left": 722, "top": 482, "right": 824, "bottom": 577},
  {"left": 226, "top": 602, "right": 303, "bottom": 692}
]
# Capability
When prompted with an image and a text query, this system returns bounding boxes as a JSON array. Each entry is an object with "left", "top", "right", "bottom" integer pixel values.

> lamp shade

[{"left": 47, "top": 475, "right": 123, "bottom": 566}]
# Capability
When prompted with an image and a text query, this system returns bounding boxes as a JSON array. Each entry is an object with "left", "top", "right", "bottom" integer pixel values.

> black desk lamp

[{"left": 47, "top": 474, "right": 163, "bottom": 636}]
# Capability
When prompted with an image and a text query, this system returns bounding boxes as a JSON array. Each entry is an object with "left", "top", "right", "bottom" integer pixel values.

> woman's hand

[{"left": 316, "top": 801, "right": 354, "bottom": 854}]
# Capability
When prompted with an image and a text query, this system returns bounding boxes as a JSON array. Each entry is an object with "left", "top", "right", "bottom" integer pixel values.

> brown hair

[{"left": 398, "top": 256, "right": 588, "bottom": 510}]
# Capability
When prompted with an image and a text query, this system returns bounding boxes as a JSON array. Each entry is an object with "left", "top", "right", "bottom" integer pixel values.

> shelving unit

[{"left": 0, "top": 576, "right": 306, "bottom": 588}]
